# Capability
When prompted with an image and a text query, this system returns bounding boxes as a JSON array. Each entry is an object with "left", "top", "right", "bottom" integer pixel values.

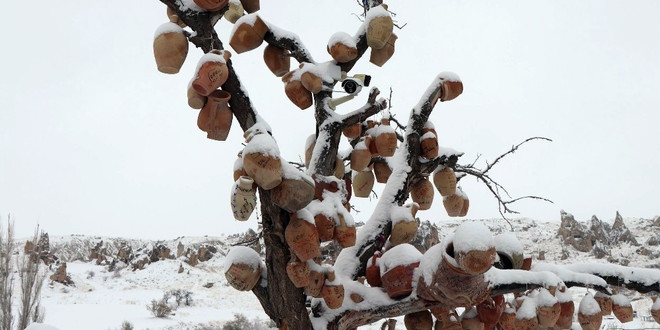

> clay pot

[
  {"left": 514, "top": 315, "right": 538, "bottom": 330},
  {"left": 461, "top": 310, "right": 484, "bottom": 330},
  {"left": 350, "top": 138, "right": 371, "bottom": 171},
  {"left": 301, "top": 71, "right": 323, "bottom": 94},
  {"left": 476, "top": 295, "right": 505, "bottom": 326},
  {"left": 353, "top": 170, "right": 374, "bottom": 198},
  {"left": 555, "top": 300, "right": 575, "bottom": 329},
  {"left": 497, "top": 307, "right": 516, "bottom": 330},
  {"left": 366, "top": 6, "right": 393, "bottom": 49},
  {"left": 410, "top": 178, "right": 434, "bottom": 211},
  {"left": 367, "top": 134, "right": 379, "bottom": 156},
  {"left": 328, "top": 42, "right": 358, "bottom": 64},
  {"left": 187, "top": 85, "right": 205, "bottom": 109},
  {"left": 230, "top": 176, "right": 257, "bottom": 221},
  {"left": 369, "top": 33, "right": 397, "bottom": 67},
  {"left": 365, "top": 254, "right": 382, "bottom": 287},
  {"left": 153, "top": 16, "right": 188, "bottom": 74},
  {"left": 270, "top": 176, "right": 315, "bottom": 212},
  {"left": 223, "top": 1, "right": 244, "bottom": 23},
  {"left": 334, "top": 214, "right": 356, "bottom": 248},
  {"left": 390, "top": 217, "right": 418, "bottom": 246},
  {"left": 373, "top": 161, "right": 392, "bottom": 183},
  {"left": 193, "top": 0, "right": 228, "bottom": 11},
  {"left": 304, "top": 268, "right": 325, "bottom": 298},
  {"left": 225, "top": 261, "right": 260, "bottom": 291},
  {"left": 197, "top": 89, "right": 232, "bottom": 141},
  {"left": 239, "top": 0, "right": 259, "bottom": 13},
  {"left": 192, "top": 50, "right": 231, "bottom": 96},
  {"left": 374, "top": 119, "right": 397, "bottom": 157},
  {"left": 285, "top": 213, "right": 321, "bottom": 261},
  {"left": 342, "top": 123, "right": 362, "bottom": 139},
  {"left": 242, "top": 135, "right": 283, "bottom": 190},
  {"left": 651, "top": 304, "right": 660, "bottom": 324},
  {"left": 284, "top": 79, "right": 313, "bottom": 110},
  {"left": 594, "top": 293, "right": 612, "bottom": 315},
  {"left": 459, "top": 194, "right": 470, "bottom": 217},
  {"left": 381, "top": 261, "right": 419, "bottom": 300},
  {"left": 537, "top": 301, "right": 561, "bottom": 328},
  {"left": 455, "top": 246, "right": 496, "bottom": 275},
  {"left": 439, "top": 78, "right": 463, "bottom": 102},
  {"left": 521, "top": 256, "right": 533, "bottom": 271},
  {"left": 285, "top": 256, "right": 310, "bottom": 288},
  {"left": 166, "top": 7, "right": 186, "bottom": 28},
  {"left": 314, "top": 212, "right": 335, "bottom": 242},
  {"left": 577, "top": 312, "right": 602, "bottom": 330},
  {"left": 443, "top": 193, "right": 464, "bottom": 217},
  {"left": 263, "top": 44, "right": 290, "bottom": 77},
  {"left": 322, "top": 271, "right": 344, "bottom": 309},
  {"left": 420, "top": 130, "right": 439, "bottom": 159},
  {"left": 611, "top": 295, "right": 633, "bottom": 323},
  {"left": 229, "top": 14, "right": 268, "bottom": 54},
  {"left": 404, "top": 310, "right": 433, "bottom": 330},
  {"left": 433, "top": 167, "right": 457, "bottom": 196}
]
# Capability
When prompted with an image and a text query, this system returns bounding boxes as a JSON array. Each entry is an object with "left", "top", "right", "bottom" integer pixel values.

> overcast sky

[{"left": 1, "top": 0, "right": 659, "bottom": 239}]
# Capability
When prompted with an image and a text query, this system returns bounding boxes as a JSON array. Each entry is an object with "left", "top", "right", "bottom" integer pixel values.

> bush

[
  {"left": 146, "top": 299, "right": 172, "bottom": 318},
  {"left": 222, "top": 313, "right": 272, "bottom": 330},
  {"left": 120, "top": 321, "right": 134, "bottom": 330},
  {"left": 166, "top": 289, "right": 193, "bottom": 307}
]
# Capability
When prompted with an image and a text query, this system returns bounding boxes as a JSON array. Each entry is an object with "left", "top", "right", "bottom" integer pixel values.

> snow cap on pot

[
  {"left": 224, "top": 246, "right": 263, "bottom": 291},
  {"left": 389, "top": 203, "right": 419, "bottom": 246},
  {"left": 452, "top": 222, "right": 495, "bottom": 274},
  {"left": 578, "top": 293, "right": 602, "bottom": 330},
  {"left": 242, "top": 123, "right": 283, "bottom": 190},
  {"left": 493, "top": 232, "right": 524, "bottom": 270},
  {"left": 515, "top": 298, "right": 539, "bottom": 330},
  {"left": 611, "top": 293, "right": 633, "bottom": 323},
  {"left": 153, "top": 16, "right": 189, "bottom": 74},
  {"left": 536, "top": 288, "right": 561, "bottom": 327},
  {"left": 327, "top": 32, "right": 358, "bottom": 63},
  {"left": 365, "top": 4, "right": 393, "bottom": 49},
  {"left": 380, "top": 243, "right": 421, "bottom": 299},
  {"left": 191, "top": 49, "right": 231, "bottom": 96},
  {"left": 229, "top": 13, "right": 268, "bottom": 53}
]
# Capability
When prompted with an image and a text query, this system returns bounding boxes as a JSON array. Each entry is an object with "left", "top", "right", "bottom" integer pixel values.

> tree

[{"left": 149, "top": 1, "right": 660, "bottom": 329}]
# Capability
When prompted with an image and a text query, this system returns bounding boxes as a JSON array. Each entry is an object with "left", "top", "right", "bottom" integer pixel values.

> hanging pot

[
  {"left": 284, "top": 78, "right": 313, "bottom": 110},
  {"left": 381, "top": 261, "right": 419, "bottom": 299},
  {"left": 353, "top": 169, "right": 374, "bottom": 198},
  {"left": 285, "top": 212, "right": 321, "bottom": 261},
  {"left": 301, "top": 71, "right": 323, "bottom": 94},
  {"left": 187, "top": 85, "right": 205, "bottom": 109},
  {"left": 365, "top": 254, "right": 382, "bottom": 287},
  {"left": 578, "top": 294, "right": 603, "bottom": 330},
  {"left": 366, "top": 5, "right": 393, "bottom": 49},
  {"left": 433, "top": 167, "right": 457, "bottom": 196},
  {"left": 459, "top": 192, "right": 470, "bottom": 217},
  {"left": 420, "top": 129, "right": 439, "bottom": 159},
  {"left": 223, "top": 1, "right": 244, "bottom": 23},
  {"left": 404, "top": 310, "right": 433, "bottom": 330},
  {"left": 497, "top": 305, "right": 516, "bottom": 330},
  {"left": 410, "top": 178, "right": 434, "bottom": 211},
  {"left": 369, "top": 33, "right": 397, "bottom": 67},
  {"left": 242, "top": 133, "right": 283, "bottom": 190},
  {"left": 239, "top": 0, "right": 259, "bottom": 13},
  {"left": 555, "top": 294, "right": 575, "bottom": 329},
  {"left": 374, "top": 119, "right": 397, "bottom": 157},
  {"left": 192, "top": 50, "right": 231, "bottom": 96},
  {"left": 225, "top": 259, "right": 261, "bottom": 291},
  {"left": 322, "top": 270, "right": 344, "bottom": 309},
  {"left": 153, "top": 16, "right": 189, "bottom": 74},
  {"left": 537, "top": 299, "right": 561, "bottom": 328},
  {"left": 594, "top": 293, "right": 612, "bottom": 315},
  {"left": 230, "top": 176, "right": 257, "bottom": 221},
  {"left": 285, "top": 255, "right": 310, "bottom": 288},
  {"left": 342, "top": 123, "right": 362, "bottom": 139},
  {"left": 350, "top": 137, "right": 371, "bottom": 171},
  {"left": 327, "top": 33, "right": 358, "bottom": 63},
  {"left": 476, "top": 295, "right": 505, "bottom": 326},
  {"left": 314, "top": 212, "right": 335, "bottom": 242},
  {"left": 197, "top": 89, "right": 232, "bottom": 141},
  {"left": 611, "top": 294, "right": 633, "bottom": 323},
  {"left": 334, "top": 213, "right": 356, "bottom": 248},
  {"left": 229, "top": 14, "right": 268, "bottom": 54},
  {"left": 166, "top": 7, "right": 186, "bottom": 28},
  {"left": 263, "top": 44, "right": 290, "bottom": 77},
  {"left": 193, "top": 0, "right": 228, "bottom": 11},
  {"left": 304, "top": 267, "right": 325, "bottom": 298},
  {"left": 443, "top": 193, "right": 464, "bottom": 217},
  {"left": 390, "top": 215, "right": 418, "bottom": 246},
  {"left": 270, "top": 175, "right": 315, "bottom": 212},
  {"left": 372, "top": 161, "right": 391, "bottom": 184}
]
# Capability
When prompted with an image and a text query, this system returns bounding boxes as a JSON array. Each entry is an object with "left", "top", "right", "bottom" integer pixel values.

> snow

[
  {"left": 563, "top": 262, "right": 660, "bottom": 287},
  {"left": 390, "top": 204, "right": 414, "bottom": 226},
  {"left": 243, "top": 131, "right": 281, "bottom": 158},
  {"left": 223, "top": 246, "right": 262, "bottom": 271},
  {"left": 194, "top": 50, "right": 229, "bottom": 72},
  {"left": 418, "top": 240, "right": 446, "bottom": 285},
  {"left": 153, "top": 22, "right": 183, "bottom": 39},
  {"left": 452, "top": 222, "right": 494, "bottom": 253},
  {"left": 420, "top": 131, "right": 435, "bottom": 141},
  {"left": 280, "top": 158, "right": 313, "bottom": 182},
  {"left": 579, "top": 293, "right": 601, "bottom": 316},
  {"left": 493, "top": 232, "right": 524, "bottom": 259},
  {"left": 462, "top": 306, "right": 478, "bottom": 319},
  {"left": 556, "top": 288, "right": 573, "bottom": 303},
  {"left": 233, "top": 154, "right": 243, "bottom": 171},
  {"left": 327, "top": 31, "right": 356, "bottom": 48},
  {"left": 365, "top": 5, "right": 390, "bottom": 20},
  {"left": 611, "top": 293, "right": 631, "bottom": 307},
  {"left": 531, "top": 263, "right": 609, "bottom": 290},
  {"left": 295, "top": 208, "right": 316, "bottom": 225},
  {"left": 653, "top": 297, "right": 660, "bottom": 310},
  {"left": 24, "top": 324, "right": 61, "bottom": 330},
  {"left": 438, "top": 71, "right": 462, "bottom": 82},
  {"left": 379, "top": 243, "right": 421, "bottom": 275},
  {"left": 305, "top": 134, "right": 316, "bottom": 152},
  {"left": 536, "top": 288, "right": 558, "bottom": 307},
  {"left": 516, "top": 297, "right": 537, "bottom": 319}
]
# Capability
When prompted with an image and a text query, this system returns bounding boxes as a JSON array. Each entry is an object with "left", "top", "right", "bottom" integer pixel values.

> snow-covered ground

[{"left": 16, "top": 216, "right": 660, "bottom": 329}]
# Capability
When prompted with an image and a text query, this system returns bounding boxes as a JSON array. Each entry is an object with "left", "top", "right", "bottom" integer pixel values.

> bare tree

[
  {"left": 16, "top": 226, "right": 48, "bottom": 330},
  {"left": 0, "top": 219, "right": 15, "bottom": 330},
  {"left": 149, "top": 1, "right": 660, "bottom": 329}
]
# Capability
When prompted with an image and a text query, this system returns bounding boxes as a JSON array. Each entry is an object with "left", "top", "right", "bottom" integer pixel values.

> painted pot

[
  {"left": 192, "top": 50, "right": 231, "bottom": 96},
  {"left": 285, "top": 256, "right": 310, "bottom": 288},
  {"left": 270, "top": 176, "right": 315, "bottom": 212},
  {"left": 322, "top": 271, "right": 344, "bottom": 309},
  {"left": 197, "top": 89, "right": 232, "bottom": 141},
  {"left": 334, "top": 214, "right": 356, "bottom": 248},
  {"left": 230, "top": 176, "right": 256, "bottom": 221},
  {"left": 433, "top": 167, "right": 457, "bottom": 196},
  {"left": 410, "top": 178, "right": 434, "bottom": 211},
  {"left": 366, "top": 6, "right": 393, "bottom": 49},
  {"left": 390, "top": 218, "right": 418, "bottom": 246},
  {"left": 373, "top": 161, "right": 392, "bottom": 184},
  {"left": 304, "top": 268, "right": 325, "bottom": 298},
  {"left": 555, "top": 300, "right": 575, "bottom": 329},
  {"left": 381, "top": 261, "right": 419, "bottom": 299},
  {"left": 353, "top": 170, "right": 374, "bottom": 198},
  {"left": 365, "top": 254, "right": 382, "bottom": 287},
  {"left": 350, "top": 137, "right": 371, "bottom": 171},
  {"left": 420, "top": 129, "right": 439, "bottom": 159},
  {"left": 374, "top": 119, "right": 397, "bottom": 157},
  {"left": 443, "top": 193, "right": 464, "bottom": 217},
  {"left": 314, "top": 212, "right": 335, "bottom": 242},
  {"left": 285, "top": 213, "right": 321, "bottom": 261},
  {"left": 225, "top": 262, "right": 260, "bottom": 291},
  {"left": 537, "top": 301, "right": 562, "bottom": 327}
]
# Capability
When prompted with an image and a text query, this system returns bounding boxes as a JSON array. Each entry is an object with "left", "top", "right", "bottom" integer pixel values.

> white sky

[{"left": 1, "top": 0, "right": 659, "bottom": 239}]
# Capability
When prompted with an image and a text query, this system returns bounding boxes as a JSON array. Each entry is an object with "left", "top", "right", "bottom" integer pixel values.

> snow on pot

[
  {"left": 242, "top": 127, "right": 283, "bottom": 190},
  {"left": 270, "top": 161, "right": 315, "bottom": 212},
  {"left": 197, "top": 89, "right": 232, "bottom": 141},
  {"left": 301, "top": 71, "right": 323, "bottom": 94},
  {"left": 461, "top": 306, "right": 484, "bottom": 330},
  {"left": 433, "top": 167, "right": 457, "bottom": 197},
  {"left": 321, "top": 269, "right": 344, "bottom": 309},
  {"left": 404, "top": 309, "right": 433, "bottom": 330},
  {"left": 334, "top": 208, "right": 356, "bottom": 248},
  {"left": 476, "top": 295, "right": 505, "bottom": 327},
  {"left": 452, "top": 222, "right": 495, "bottom": 275},
  {"left": 166, "top": 7, "right": 186, "bottom": 28},
  {"left": 370, "top": 33, "right": 397, "bottom": 67},
  {"left": 366, "top": 5, "right": 393, "bottom": 49},
  {"left": 285, "top": 254, "right": 310, "bottom": 288},
  {"left": 410, "top": 177, "right": 434, "bottom": 211},
  {"left": 187, "top": 84, "right": 205, "bottom": 109},
  {"left": 536, "top": 288, "right": 561, "bottom": 327},
  {"left": 443, "top": 188, "right": 465, "bottom": 217},
  {"left": 224, "top": 246, "right": 263, "bottom": 291},
  {"left": 431, "top": 72, "right": 463, "bottom": 104},
  {"left": 230, "top": 176, "right": 257, "bottom": 221},
  {"left": 365, "top": 252, "right": 382, "bottom": 287},
  {"left": 285, "top": 210, "right": 321, "bottom": 261},
  {"left": 223, "top": 0, "right": 244, "bottom": 24},
  {"left": 263, "top": 44, "right": 290, "bottom": 77},
  {"left": 555, "top": 289, "right": 575, "bottom": 329},
  {"left": 232, "top": 151, "right": 248, "bottom": 182},
  {"left": 611, "top": 293, "right": 633, "bottom": 323},
  {"left": 306, "top": 200, "right": 335, "bottom": 242},
  {"left": 304, "top": 262, "right": 325, "bottom": 298},
  {"left": 373, "top": 160, "right": 392, "bottom": 184},
  {"left": 497, "top": 303, "right": 516, "bottom": 330},
  {"left": 420, "top": 129, "right": 439, "bottom": 159},
  {"left": 327, "top": 32, "right": 358, "bottom": 63},
  {"left": 389, "top": 203, "right": 419, "bottom": 246},
  {"left": 593, "top": 291, "right": 612, "bottom": 315},
  {"left": 153, "top": 16, "right": 189, "bottom": 74},
  {"left": 229, "top": 13, "right": 268, "bottom": 54},
  {"left": 373, "top": 118, "right": 397, "bottom": 157},
  {"left": 191, "top": 50, "right": 231, "bottom": 96},
  {"left": 282, "top": 71, "right": 313, "bottom": 110},
  {"left": 380, "top": 243, "right": 422, "bottom": 299},
  {"left": 352, "top": 169, "right": 375, "bottom": 198},
  {"left": 514, "top": 298, "right": 539, "bottom": 330},
  {"left": 350, "top": 137, "right": 371, "bottom": 171},
  {"left": 577, "top": 293, "right": 602, "bottom": 330},
  {"left": 493, "top": 232, "right": 524, "bottom": 270}
]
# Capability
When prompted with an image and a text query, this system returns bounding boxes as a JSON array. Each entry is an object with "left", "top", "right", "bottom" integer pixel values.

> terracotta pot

[
  {"left": 577, "top": 312, "right": 602, "bottom": 330},
  {"left": 439, "top": 79, "right": 463, "bottom": 102},
  {"left": 193, "top": 0, "right": 228, "bottom": 11},
  {"left": 230, "top": 176, "right": 257, "bottom": 221},
  {"left": 365, "top": 254, "right": 382, "bottom": 287},
  {"left": 433, "top": 167, "right": 457, "bottom": 196},
  {"left": 459, "top": 194, "right": 470, "bottom": 217},
  {"left": 477, "top": 295, "right": 505, "bottom": 325},
  {"left": 285, "top": 213, "right": 321, "bottom": 261},
  {"left": 537, "top": 301, "right": 561, "bottom": 327},
  {"left": 366, "top": 6, "right": 393, "bottom": 49},
  {"left": 223, "top": 1, "right": 244, "bottom": 23},
  {"left": 233, "top": 157, "right": 247, "bottom": 182},
  {"left": 461, "top": 312, "right": 484, "bottom": 330},
  {"left": 374, "top": 119, "right": 397, "bottom": 157},
  {"left": 497, "top": 307, "right": 516, "bottom": 330},
  {"left": 229, "top": 14, "right": 268, "bottom": 54},
  {"left": 651, "top": 306, "right": 660, "bottom": 324},
  {"left": 514, "top": 315, "right": 538, "bottom": 330},
  {"left": 334, "top": 214, "right": 356, "bottom": 248},
  {"left": 342, "top": 123, "right": 362, "bottom": 139},
  {"left": 404, "top": 310, "right": 433, "bottom": 330},
  {"left": 314, "top": 212, "right": 335, "bottom": 242},
  {"left": 367, "top": 134, "right": 379, "bottom": 156},
  {"left": 263, "top": 44, "right": 290, "bottom": 77},
  {"left": 285, "top": 256, "right": 310, "bottom": 288},
  {"left": 192, "top": 50, "right": 231, "bottom": 96},
  {"left": 187, "top": 85, "right": 205, "bottom": 109},
  {"left": 350, "top": 138, "right": 371, "bottom": 171},
  {"left": 225, "top": 262, "right": 260, "bottom": 291},
  {"left": 612, "top": 296, "right": 633, "bottom": 323},
  {"left": 555, "top": 300, "right": 575, "bottom": 329},
  {"left": 594, "top": 294, "right": 612, "bottom": 315},
  {"left": 443, "top": 193, "right": 464, "bottom": 217},
  {"left": 284, "top": 79, "right": 313, "bottom": 110},
  {"left": 239, "top": 0, "right": 259, "bottom": 13},
  {"left": 270, "top": 176, "right": 315, "bottom": 212},
  {"left": 242, "top": 134, "right": 283, "bottom": 190},
  {"left": 381, "top": 261, "right": 419, "bottom": 299},
  {"left": 301, "top": 71, "right": 323, "bottom": 94},
  {"left": 166, "top": 7, "right": 186, "bottom": 27},
  {"left": 373, "top": 161, "right": 391, "bottom": 183},
  {"left": 197, "top": 90, "right": 232, "bottom": 141},
  {"left": 153, "top": 16, "right": 188, "bottom": 74},
  {"left": 328, "top": 39, "right": 358, "bottom": 63},
  {"left": 322, "top": 271, "right": 344, "bottom": 309},
  {"left": 390, "top": 218, "right": 418, "bottom": 246},
  {"left": 353, "top": 170, "right": 374, "bottom": 198},
  {"left": 304, "top": 268, "right": 325, "bottom": 298},
  {"left": 521, "top": 256, "right": 533, "bottom": 271},
  {"left": 420, "top": 130, "right": 439, "bottom": 159},
  {"left": 455, "top": 246, "right": 496, "bottom": 275},
  {"left": 369, "top": 33, "right": 397, "bottom": 67},
  {"left": 410, "top": 178, "right": 434, "bottom": 211}
]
